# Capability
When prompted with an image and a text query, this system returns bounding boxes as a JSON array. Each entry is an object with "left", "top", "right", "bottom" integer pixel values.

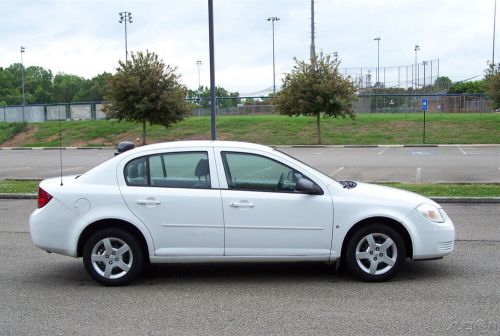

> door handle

[
  {"left": 230, "top": 201, "right": 254, "bottom": 208},
  {"left": 136, "top": 199, "right": 161, "bottom": 205}
]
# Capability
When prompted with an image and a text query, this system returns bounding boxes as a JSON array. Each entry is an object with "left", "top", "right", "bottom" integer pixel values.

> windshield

[{"left": 273, "top": 148, "right": 338, "bottom": 183}]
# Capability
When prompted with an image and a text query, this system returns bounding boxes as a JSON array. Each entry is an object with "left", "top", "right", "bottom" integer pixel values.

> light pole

[
  {"left": 20, "top": 46, "right": 26, "bottom": 121},
  {"left": 494, "top": 0, "right": 497, "bottom": 64},
  {"left": 414, "top": 44, "right": 420, "bottom": 89},
  {"left": 267, "top": 16, "right": 280, "bottom": 94},
  {"left": 118, "top": 11, "right": 133, "bottom": 62},
  {"left": 208, "top": 0, "right": 216, "bottom": 140},
  {"left": 196, "top": 60, "right": 202, "bottom": 106},
  {"left": 423, "top": 60, "right": 428, "bottom": 92},
  {"left": 374, "top": 37, "right": 381, "bottom": 86}
]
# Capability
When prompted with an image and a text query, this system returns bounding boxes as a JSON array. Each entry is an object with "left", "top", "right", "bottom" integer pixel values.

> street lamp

[
  {"left": 267, "top": 16, "right": 280, "bottom": 94},
  {"left": 414, "top": 44, "right": 420, "bottom": 89},
  {"left": 196, "top": 60, "right": 202, "bottom": 105},
  {"left": 374, "top": 37, "right": 381, "bottom": 86},
  {"left": 20, "top": 46, "right": 26, "bottom": 121},
  {"left": 118, "top": 11, "right": 133, "bottom": 62}
]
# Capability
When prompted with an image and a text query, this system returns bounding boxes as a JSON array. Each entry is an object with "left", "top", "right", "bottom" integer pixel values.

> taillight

[{"left": 37, "top": 187, "right": 53, "bottom": 208}]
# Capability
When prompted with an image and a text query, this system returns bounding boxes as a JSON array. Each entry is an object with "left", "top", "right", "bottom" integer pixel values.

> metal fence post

[{"left": 91, "top": 103, "right": 96, "bottom": 120}]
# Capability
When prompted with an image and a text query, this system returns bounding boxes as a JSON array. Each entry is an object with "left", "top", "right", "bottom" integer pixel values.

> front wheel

[
  {"left": 83, "top": 228, "right": 144, "bottom": 286},
  {"left": 345, "top": 224, "right": 406, "bottom": 282}
]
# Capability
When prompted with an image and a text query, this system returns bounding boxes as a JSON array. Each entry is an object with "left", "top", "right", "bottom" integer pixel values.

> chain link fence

[
  {"left": 341, "top": 59, "right": 441, "bottom": 91},
  {"left": 0, "top": 94, "right": 493, "bottom": 123}
]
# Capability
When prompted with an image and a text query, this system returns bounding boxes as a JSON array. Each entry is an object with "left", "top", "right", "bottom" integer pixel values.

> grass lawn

[
  {"left": 0, "top": 180, "right": 40, "bottom": 194},
  {"left": 379, "top": 183, "right": 500, "bottom": 197},
  {"left": 0, "top": 122, "right": 27, "bottom": 143},
  {"left": 0, "top": 113, "right": 498, "bottom": 147},
  {"left": 1, "top": 179, "right": 499, "bottom": 197}
]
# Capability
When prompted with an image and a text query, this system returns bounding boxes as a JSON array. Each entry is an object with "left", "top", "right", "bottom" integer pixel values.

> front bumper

[{"left": 405, "top": 209, "right": 455, "bottom": 260}]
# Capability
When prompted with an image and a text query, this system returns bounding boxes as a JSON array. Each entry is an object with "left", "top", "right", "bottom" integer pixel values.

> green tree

[
  {"left": 187, "top": 86, "right": 240, "bottom": 108},
  {"left": 24, "top": 66, "right": 53, "bottom": 103},
  {"left": 434, "top": 76, "right": 452, "bottom": 91},
  {"left": 103, "top": 50, "right": 190, "bottom": 145},
  {"left": 447, "top": 80, "right": 484, "bottom": 94},
  {"left": 73, "top": 72, "right": 112, "bottom": 102},
  {"left": 484, "top": 63, "right": 500, "bottom": 107},
  {"left": 273, "top": 52, "right": 357, "bottom": 144},
  {"left": 0, "top": 65, "right": 22, "bottom": 105},
  {"left": 52, "top": 73, "right": 87, "bottom": 102}
]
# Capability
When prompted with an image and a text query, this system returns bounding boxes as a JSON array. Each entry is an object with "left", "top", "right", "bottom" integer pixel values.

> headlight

[{"left": 416, "top": 204, "right": 445, "bottom": 223}]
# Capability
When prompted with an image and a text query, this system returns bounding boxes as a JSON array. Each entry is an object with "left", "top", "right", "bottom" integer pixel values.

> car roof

[{"left": 125, "top": 140, "right": 274, "bottom": 155}]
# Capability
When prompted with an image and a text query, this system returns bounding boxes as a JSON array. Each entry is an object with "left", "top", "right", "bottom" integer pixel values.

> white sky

[{"left": 0, "top": 0, "right": 496, "bottom": 94}]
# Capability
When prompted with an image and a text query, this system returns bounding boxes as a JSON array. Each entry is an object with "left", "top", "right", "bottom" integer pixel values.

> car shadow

[
  {"left": 35, "top": 258, "right": 457, "bottom": 287},
  {"left": 136, "top": 259, "right": 454, "bottom": 286}
]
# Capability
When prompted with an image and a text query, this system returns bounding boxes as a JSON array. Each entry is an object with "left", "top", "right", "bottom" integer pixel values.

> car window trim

[
  {"left": 220, "top": 151, "right": 323, "bottom": 194},
  {"left": 124, "top": 150, "right": 213, "bottom": 190}
]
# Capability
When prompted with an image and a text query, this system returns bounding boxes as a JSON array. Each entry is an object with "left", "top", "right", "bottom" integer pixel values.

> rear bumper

[{"left": 29, "top": 199, "right": 82, "bottom": 257}]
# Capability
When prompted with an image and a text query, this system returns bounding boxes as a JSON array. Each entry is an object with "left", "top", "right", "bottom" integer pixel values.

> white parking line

[
  {"left": 416, "top": 167, "right": 421, "bottom": 184},
  {"left": 315, "top": 149, "right": 329, "bottom": 155},
  {"left": 377, "top": 146, "right": 389, "bottom": 155},
  {"left": 329, "top": 167, "right": 344, "bottom": 176},
  {"left": 457, "top": 146, "right": 466, "bottom": 155}
]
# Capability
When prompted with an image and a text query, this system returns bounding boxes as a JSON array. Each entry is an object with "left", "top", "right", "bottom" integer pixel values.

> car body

[{"left": 29, "top": 141, "right": 455, "bottom": 285}]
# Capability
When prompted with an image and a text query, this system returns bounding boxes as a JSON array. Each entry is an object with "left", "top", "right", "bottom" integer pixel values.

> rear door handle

[
  {"left": 230, "top": 201, "right": 254, "bottom": 208},
  {"left": 136, "top": 199, "right": 161, "bottom": 206}
]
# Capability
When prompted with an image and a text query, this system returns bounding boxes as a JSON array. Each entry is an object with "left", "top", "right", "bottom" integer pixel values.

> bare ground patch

[{"left": 1, "top": 125, "right": 38, "bottom": 146}]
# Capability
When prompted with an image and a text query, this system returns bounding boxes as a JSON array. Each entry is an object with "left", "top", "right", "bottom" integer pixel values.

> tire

[
  {"left": 83, "top": 228, "right": 144, "bottom": 286},
  {"left": 345, "top": 224, "right": 406, "bottom": 282}
]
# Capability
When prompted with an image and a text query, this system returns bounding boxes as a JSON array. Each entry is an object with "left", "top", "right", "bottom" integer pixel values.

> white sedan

[{"left": 29, "top": 141, "right": 455, "bottom": 285}]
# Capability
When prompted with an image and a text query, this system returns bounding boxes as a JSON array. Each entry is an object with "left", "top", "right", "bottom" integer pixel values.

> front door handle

[{"left": 230, "top": 201, "right": 254, "bottom": 208}]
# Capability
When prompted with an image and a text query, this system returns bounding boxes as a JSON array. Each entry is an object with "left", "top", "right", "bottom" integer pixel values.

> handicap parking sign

[{"left": 421, "top": 98, "right": 428, "bottom": 111}]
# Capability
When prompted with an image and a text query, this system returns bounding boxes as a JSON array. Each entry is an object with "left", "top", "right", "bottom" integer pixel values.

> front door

[{"left": 217, "top": 150, "right": 333, "bottom": 257}]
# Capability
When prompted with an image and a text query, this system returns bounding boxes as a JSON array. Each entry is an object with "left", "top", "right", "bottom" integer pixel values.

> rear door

[{"left": 118, "top": 148, "right": 224, "bottom": 256}]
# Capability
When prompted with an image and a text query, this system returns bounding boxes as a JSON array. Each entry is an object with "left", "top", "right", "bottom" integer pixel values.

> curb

[
  {"left": 0, "top": 147, "right": 114, "bottom": 150},
  {"left": 1, "top": 193, "right": 499, "bottom": 203},
  {"left": 430, "top": 197, "right": 500, "bottom": 203},
  {"left": 0, "top": 193, "right": 37, "bottom": 199},
  {"left": 280, "top": 144, "right": 500, "bottom": 149}
]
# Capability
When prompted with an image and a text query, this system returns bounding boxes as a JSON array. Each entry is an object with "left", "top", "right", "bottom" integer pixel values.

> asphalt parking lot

[
  {"left": 0, "top": 200, "right": 498, "bottom": 336},
  {"left": 1, "top": 145, "right": 500, "bottom": 183}
]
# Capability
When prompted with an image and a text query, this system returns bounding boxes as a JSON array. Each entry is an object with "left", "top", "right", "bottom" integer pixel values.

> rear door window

[{"left": 124, "top": 151, "right": 211, "bottom": 189}]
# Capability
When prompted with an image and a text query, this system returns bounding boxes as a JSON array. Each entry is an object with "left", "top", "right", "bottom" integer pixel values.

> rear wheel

[
  {"left": 83, "top": 228, "right": 144, "bottom": 286},
  {"left": 345, "top": 224, "right": 405, "bottom": 282}
]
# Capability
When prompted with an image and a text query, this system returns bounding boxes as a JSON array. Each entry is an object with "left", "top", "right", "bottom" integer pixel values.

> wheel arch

[
  {"left": 77, "top": 218, "right": 150, "bottom": 262},
  {"left": 340, "top": 216, "right": 413, "bottom": 260}
]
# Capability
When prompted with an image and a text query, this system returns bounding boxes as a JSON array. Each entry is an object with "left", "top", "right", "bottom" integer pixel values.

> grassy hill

[{"left": 1, "top": 113, "right": 499, "bottom": 147}]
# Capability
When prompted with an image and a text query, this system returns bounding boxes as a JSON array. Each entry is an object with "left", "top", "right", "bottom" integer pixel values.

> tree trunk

[
  {"left": 142, "top": 120, "right": 147, "bottom": 145},
  {"left": 316, "top": 113, "right": 321, "bottom": 145}
]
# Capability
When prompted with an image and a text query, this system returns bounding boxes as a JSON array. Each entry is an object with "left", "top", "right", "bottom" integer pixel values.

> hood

[{"left": 331, "top": 181, "right": 439, "bottom": 209}]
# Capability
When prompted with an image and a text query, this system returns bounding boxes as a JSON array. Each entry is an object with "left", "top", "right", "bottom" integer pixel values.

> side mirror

[
  {"left": 295, "top": 178, "right": 323, "bottom": 195},
  {"left": 115, "top": 141, "right": 135, "bottom": 156}
]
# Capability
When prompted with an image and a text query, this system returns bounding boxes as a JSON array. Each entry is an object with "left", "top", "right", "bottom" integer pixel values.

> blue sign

[{"left": 421, "top": 98, "right": 428, "bottom": 111}]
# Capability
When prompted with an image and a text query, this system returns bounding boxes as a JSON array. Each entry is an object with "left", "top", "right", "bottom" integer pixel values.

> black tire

[
  {"left": 345, "top": 224, "right": 406, "bottom": 282},
  {"left": 83, "top": 228, "right": 144, "bottom": 286}
]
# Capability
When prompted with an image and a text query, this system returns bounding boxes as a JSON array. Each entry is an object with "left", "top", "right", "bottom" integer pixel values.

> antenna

[{"left": 59, "top": 106, "right": 63, "bottom": 186}]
